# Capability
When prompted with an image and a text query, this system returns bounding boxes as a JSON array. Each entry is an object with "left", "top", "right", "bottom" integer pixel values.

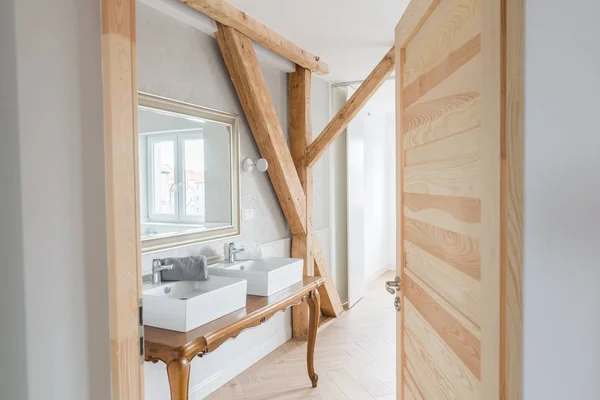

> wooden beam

[
  {"left": 289, "top": 67, "right": 314, "bottom": 340},
  {"left": 314, "top": 239, "right": 344, "bottom": 317},
  {"left": 183, "top": 0, "right": 328, "bottom": 75},
  {"left": 305, "top": 46, "right": 396, "bottom": 167},
  {"left": 215, "top": 23, "right": 308, "bottom": 236},
  {"left": 289, "top": 67, "right": 314, "bottom": 276},
  {"left": 101, "top": 0, "right": 144, "bottom": 397}
]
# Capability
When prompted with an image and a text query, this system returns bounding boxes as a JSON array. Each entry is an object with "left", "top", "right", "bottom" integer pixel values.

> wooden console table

[{"left": 144, "top": 276, "right": 325, "bottom": 400}]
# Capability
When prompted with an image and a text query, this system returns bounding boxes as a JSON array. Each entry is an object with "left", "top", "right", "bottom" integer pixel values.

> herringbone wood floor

[{"left": 208, "top": 271, "right": 397, "bottom": 400}]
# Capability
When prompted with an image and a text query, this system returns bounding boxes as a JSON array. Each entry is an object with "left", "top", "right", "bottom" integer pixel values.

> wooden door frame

[
  {"left": 395, "top": 0, "right": 523, "bottom": 398},
  {"left": 101, "top": 0, "right": 404, "bottom": 394},
  {"left": 102, "top": 0, "right": 144, "bottom": 398}
]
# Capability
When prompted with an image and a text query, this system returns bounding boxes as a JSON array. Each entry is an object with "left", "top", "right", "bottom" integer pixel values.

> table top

[{"left": 144, "top": 276, "right": 324, "bottom": 362}]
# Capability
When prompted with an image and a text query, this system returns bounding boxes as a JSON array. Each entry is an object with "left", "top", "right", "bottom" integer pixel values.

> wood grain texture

[
  {"left": 409, "top": 54, "right": 482, "bottom": 108},
  {"left": 404, "top": 203, "right": 479, "bottom": 239},
  {"left": 395, "top": 43, "right": 407, "bottom": 399},
  {"left": 215, "top": 24, "right": 307, "bottom": 236},
  {"left": 405, "top": 349, "right": 446, "bottom": 400},
  {"left": 396, "top": 0, "right": 523, "bottom": 396},
  {"left": 405, "top": 217, "right": 480, "bottom": 280},
  {"left": 405, "top": 241, "right": 481, "bottom": 329},
  {"left": 406, "top": 127, "right": 480, "bottom": 166},
  {"left": 405, "top": 192, "right": 481, "bottom": 223},
  {"left": 405, "top": 300, "right": 481, "bottom": 399},
  {"left": 404, "top": 92, "right": 481, "bottom": 150},
  {"left": 481, "top": 0, "right": 502, "bottom": 397},
  {"left": 404, "top": 275, "right": 481, "bottom": 380},
  {"left": 404, "top": 152, "right": 481, "bottom": 198},
  {"left": 314, "top": 240, "right": 344, "bottom": 317},
  {"left": 289, "top": 67, "right": 314, "bottom": 340},
  {"left": 182, "top": 0, "right": 328, "bottom": 74},
  {"left": 395, "top": 0, "right": 441, "bottom": 48},
  {"left": 407, "top": 267, "right": 481, "bottom": 341},
  {"left": 305, "top": 46, "right": 395, "bottom": 167},
  {"left": 404, "top": 182, "right": 481, "bottom": 238},
  {"left": 403, "top": 34, "right": 481, "bottom": 108},
  {"left": 405, "top": 328, "right": 464, "bottom": 399},
  {"left": 405, "top": 369, "right": 424, "bottom": 400},
  {"left": 404, "top": 0, "right": 481, "bottom": 87},
  {"left": 101, "top": 0, "right": 144, "bottom": 397},
  {"left": 503, "top": 0, "right": 524, "bottom": 398}
]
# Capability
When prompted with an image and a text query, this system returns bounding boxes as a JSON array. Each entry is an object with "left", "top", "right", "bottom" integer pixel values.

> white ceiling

[{"left": 227, "top": 0, "right": 410, "bottom": 83}]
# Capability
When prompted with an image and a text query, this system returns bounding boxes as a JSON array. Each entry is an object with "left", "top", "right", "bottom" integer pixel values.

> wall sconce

[{"left": 242, "top": 158, "right": 269, "bottom": 172}]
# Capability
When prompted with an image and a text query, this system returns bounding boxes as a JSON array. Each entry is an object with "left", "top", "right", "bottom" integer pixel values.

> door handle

[{"left": 385, "top": 276, "right": 401, "bottom": 295}]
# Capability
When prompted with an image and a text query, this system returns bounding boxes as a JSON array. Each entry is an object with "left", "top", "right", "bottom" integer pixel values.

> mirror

[{"left": 138, "top": 93, "right": 240, "bottom": 252}]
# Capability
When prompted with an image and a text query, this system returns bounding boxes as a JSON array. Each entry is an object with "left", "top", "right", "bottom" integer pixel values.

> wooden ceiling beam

[
  {"left": 215, "top": 23, "right": 307, "bottom": 236},
  {"left": 305, "top": 46, "right": 396, "bottom": 167},
  {"left": 183, "top": 0, "right": 329, "bottom": 75}
]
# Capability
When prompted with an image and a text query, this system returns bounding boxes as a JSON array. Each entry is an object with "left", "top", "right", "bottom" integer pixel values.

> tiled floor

[{"left": 208, "top": 271, "right": 397, "bottom": 399}]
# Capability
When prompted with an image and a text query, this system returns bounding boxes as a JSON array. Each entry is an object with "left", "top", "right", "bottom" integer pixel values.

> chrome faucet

[
  {"left": 226, "top": 242, "right": 245, "bottom": 263},
  {"left": 152, "top": 259, "right": 173, "bottom": 285}
]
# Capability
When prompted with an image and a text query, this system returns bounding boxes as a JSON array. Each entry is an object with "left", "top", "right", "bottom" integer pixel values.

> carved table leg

[
  {"left": 166, "top": 357, "right": 191, "bottom": 400},
  {"left": 306, "top": 288, "right": 321, "bottom": 388}
]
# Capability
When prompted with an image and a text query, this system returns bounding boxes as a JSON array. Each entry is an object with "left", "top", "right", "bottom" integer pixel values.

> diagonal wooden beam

[
  {"left": 215, "top": 23, "right": 307, "bottom": 236},
  {"left": 216, "top": 24, "right": 343, "bottom": 322},
  {"left": 305, "top": 46, "right": 396, "bottom": 167},
  {"left": 183, "top": 0, "right": 328, "bottom": 75},
  {"left": 313, "top": 239, "right": 344, "bottom": 317}
]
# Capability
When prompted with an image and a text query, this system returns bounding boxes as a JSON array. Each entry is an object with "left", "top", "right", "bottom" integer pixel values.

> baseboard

[
  {"left": 189, "top": 329, "right": 291, "bottom": 399},
  {"left": 365, "top": 266, "right": 392, "bottom": 284}
]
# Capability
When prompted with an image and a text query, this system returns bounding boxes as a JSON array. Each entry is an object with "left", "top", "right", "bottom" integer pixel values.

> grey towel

[{"left": 160, "top": 256, "right": 208, "bottom": 281}]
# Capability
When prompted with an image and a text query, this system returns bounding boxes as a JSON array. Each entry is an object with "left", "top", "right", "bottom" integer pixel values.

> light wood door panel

[{"left": 395, "top": 0, "right": 523, "bottom": 398}]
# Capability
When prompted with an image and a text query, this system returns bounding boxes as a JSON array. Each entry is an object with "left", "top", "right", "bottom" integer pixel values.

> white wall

[
  {"left": 137, "top": 4, "right": 333, "bottom": 398},
  {"left": 345, "top": 80, "right": 396, "bottom": 282},
  {"left": 330, "top": 87, "right": 349, "bottom": 303},
  {"left": 523, "top": 1, "right": 600, "bottom": 399},
  {"left": 0, "top": 0, "right": 29, "bottom": 398},
  {"left": 363, "top": 109, "right": 394, "bottom": 279},
  {"left": 1, "top": 0, "right": 112, "bottom": 398}
]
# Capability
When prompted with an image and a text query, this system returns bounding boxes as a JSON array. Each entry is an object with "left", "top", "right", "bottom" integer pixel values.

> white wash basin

[
  {"left": 209, "top": 257, "right": 303, "bottom": 296},
  {"left": 143, "top": 276, "right": 247, "bottom": 332}
]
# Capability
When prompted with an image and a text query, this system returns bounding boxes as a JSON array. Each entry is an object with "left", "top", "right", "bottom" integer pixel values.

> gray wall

[
  {"left": 2, "top": 0, "right": 111, "bottom": 398},
  {"left": 523, "top": 0, "right": 600, "bottom": 398},
  {"left": 0, "top": 0, "right": 29, "bottom": 398}
]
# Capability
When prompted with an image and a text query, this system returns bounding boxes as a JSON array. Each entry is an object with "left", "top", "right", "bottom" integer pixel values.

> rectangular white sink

[
  {"left": 209, "top": 257, "right": 303, "bottom": 296},
  {"left": 143, "top": 276, "right": 247, "bottom": 332}
]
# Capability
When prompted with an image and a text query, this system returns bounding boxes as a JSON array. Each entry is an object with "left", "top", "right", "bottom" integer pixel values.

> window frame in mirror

[{"left": 138, "top": 92, "right": 241, "bottom": 253}]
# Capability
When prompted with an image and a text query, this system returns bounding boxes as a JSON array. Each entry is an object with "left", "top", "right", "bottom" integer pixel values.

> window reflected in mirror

[{"left": 138, "top": 93, "right": 240, "bottom": 252}]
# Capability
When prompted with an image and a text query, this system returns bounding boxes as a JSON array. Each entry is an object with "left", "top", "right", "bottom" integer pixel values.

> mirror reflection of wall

[{"left": 137, "top": 94, "right": 239, "bottom": 251}]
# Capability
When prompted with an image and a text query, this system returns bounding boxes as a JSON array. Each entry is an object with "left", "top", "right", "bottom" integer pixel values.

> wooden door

[{"left": 395, "top": 0, "right": 523, "bottom": 399}]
